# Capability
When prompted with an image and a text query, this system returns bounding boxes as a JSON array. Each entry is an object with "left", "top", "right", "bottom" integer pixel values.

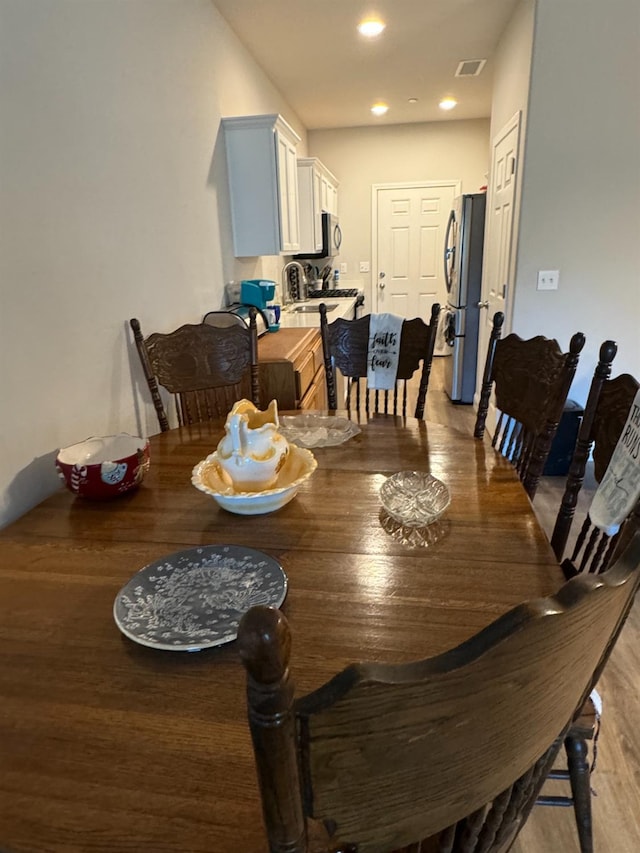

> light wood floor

[{"left": 423, "top": 358, "right": 640, "bottom": 852}]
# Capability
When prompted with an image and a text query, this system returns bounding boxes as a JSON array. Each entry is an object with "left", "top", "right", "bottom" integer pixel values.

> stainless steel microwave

[{"left": 295, "top": 212, "right": 342, "bottom": 259}]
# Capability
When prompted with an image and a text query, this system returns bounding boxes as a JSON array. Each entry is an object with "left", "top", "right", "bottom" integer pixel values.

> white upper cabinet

[
  {"left": 222, "top": 114, "right": 301, "bottom": 257},
  {"left": 319, "top": 167, "right": 339, "bottom": 216},
  {"left": 296, "top": 158, "right": 339, "bottom": 254}
]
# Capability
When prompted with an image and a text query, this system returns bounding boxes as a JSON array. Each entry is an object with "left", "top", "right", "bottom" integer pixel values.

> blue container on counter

[{"left": 241, "top": 280, "right": 276, "bottom": 309}]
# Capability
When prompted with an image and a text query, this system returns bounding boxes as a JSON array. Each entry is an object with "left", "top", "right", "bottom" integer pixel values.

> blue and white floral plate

[{"left": 113, "top": 545, "right": 287, "bottom": 651}]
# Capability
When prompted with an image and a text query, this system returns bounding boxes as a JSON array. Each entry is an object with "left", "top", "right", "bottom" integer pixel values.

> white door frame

[
  {"left": 474, "top": 110, "right": 523, "bottom": 414},
  {"left": 371, "top": 180, "right": 462, "bottom": 313}
]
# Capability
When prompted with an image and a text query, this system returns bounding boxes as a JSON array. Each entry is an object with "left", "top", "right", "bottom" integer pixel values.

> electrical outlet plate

[
  {"left": 537, "top": 270, "right": 559, "bottom": 290},
  {"left": 340, "top": 262, "right": 348, "bottom": 274},
  {"left": 359, "top": 261, "right": 370, "bottom": 273}
]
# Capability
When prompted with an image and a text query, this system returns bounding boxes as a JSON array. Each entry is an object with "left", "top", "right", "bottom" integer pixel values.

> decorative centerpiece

[
  {"left": 192, "top": 399, "right": 317, "bottom": 515},
  {"left": 216, "top": 399, "right": 289, "bottom": 491}
]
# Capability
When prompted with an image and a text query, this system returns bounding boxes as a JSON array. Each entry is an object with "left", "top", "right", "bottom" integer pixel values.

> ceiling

[{"left": 213, "top": 0, "right": 522, "bottom": 130}]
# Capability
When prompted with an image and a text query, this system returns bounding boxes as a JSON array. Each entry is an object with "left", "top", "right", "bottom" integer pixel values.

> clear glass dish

[
  {"left": 278, "top": 413, "right": 361, "bottom": 448},
  {"left": 113, "top": 545, "right": 287, "bottom": 651},
  {"left": 379, "top": 509, "right": 450, "bottom": 549},
  {"left": 379, "top": 471, "right": 451, "bottom": 527}
]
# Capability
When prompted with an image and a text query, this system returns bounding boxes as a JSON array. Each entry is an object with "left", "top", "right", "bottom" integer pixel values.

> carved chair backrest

[
  {"left": 550, "top": 339, "right": 640, "bottom": 575},
  {"left": 130, "top": 315, "right": 259, "bottom": 432},
  {"left": 238, "top": 529, "right": 640, "bottom": 853},
  {"left": 474, "top": 312, "right": 585, "bottom": 499},
  {"left": 319, "top": 303, "right": 440, "bottom": 419}
]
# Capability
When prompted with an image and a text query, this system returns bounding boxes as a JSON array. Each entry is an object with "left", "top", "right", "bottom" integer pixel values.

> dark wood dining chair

[
  {"left": 538, "top": 508, "right": 640, "bottom": 853},
  {"left": 238, "top": 527, "right": 640, "bottom": 853},
  {"left": 319, "top": 302, "right": 440, "bottom": 419},
  {"left": 534, "top": 342, "right": 640, "bottom": 853},
  {"left": 551, "top": 339, "right": 640, "bottom": 574},
  {"left": 130, "top": 314, "right": 259, "bottom": 432},
  {"left": 474, "top": 311, "right": 586, "bottom": 499}
]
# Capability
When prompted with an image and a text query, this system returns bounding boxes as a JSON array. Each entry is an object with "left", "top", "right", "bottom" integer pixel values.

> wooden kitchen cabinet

[
  {"left": 296, "top": 157, "right": 339, "bottom": 254},
  {"left": 222, "top": 114, "right": 301, "bottom": 257},
  {"left": 299, "top": 372, "right": 327, "bottom": 410},
  {"left": 257, "top": 327, "right": 327, "bottom": 411}
]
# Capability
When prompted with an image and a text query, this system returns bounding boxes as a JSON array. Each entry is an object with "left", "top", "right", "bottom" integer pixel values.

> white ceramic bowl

[{"left": 191, "top": 443, "right": 317, "bottom": 515}]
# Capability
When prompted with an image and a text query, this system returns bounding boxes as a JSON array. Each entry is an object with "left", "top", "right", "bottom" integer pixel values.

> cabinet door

[
  {"left": 320, "top": 175, "right": 329, "bottom": 214},
  {"left": 312, "top": 168, "right": 323, "bottom": 249},
  {"left": 296, "top": 157, "right": 339, "bottom": 252},
  {"left": 296, "top": 161, "right": 322, "bottom": 254},
  {"left": 327, "top": 182, "right": 338, "bottom": 215},
  {"left": 295, "top": 348, "right": 317, "bottom": 403},
  {"left": 223, "top": 114, "right": 300, "bottom": 257},
  {"left": 277, "top": 132, "right": 300, "bottom": 253},
  {"left": 300, "top": 372, "right": 327, "bottom": 410},
  {"left": 319, "top": 173, "right": 339, "bottom": 216}
]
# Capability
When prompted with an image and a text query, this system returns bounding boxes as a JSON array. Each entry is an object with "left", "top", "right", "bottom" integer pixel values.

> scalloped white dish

[
  {"left": 278, "top": 414, "right": 361, "bottom": 448},
  {"left": 380, "top": 471, "right": 450, "bottom": 527},
  {"left": 192, "top": 443, "right": 317, "bottom": 515}
]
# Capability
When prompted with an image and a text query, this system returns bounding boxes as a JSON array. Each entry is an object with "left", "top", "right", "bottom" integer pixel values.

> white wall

[
  {"left": 489, "top": 0, "right": 535, "bottom": 144},
  {"left": 511, "top": 0, "right": 640, "bottom": 403},
  {"left": 308, "top": 120, "right": 490, "bottom": 296},
  {"left": 486, "top": 0, "right": 535, "bottom": 332},
  {"left": 0, "top": 0, "right": 305, "bottom": 527}
]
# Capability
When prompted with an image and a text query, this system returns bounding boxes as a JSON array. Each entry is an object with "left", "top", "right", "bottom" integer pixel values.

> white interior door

[
  {"left": 477, "top": 114, "right": 521, "bottom": 381},
  {"left": 373, "top": 182, "right": 460, "bottom": 320}
]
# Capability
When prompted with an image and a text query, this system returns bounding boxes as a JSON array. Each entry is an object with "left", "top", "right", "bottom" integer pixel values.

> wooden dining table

[{"left": 0, "top": 414, "right": 563, "bottom": 853}]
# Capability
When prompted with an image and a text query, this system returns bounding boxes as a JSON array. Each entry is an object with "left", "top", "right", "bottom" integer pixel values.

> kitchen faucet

[{"left": 281, "top": 260, "right": 307, "bottom": 305}]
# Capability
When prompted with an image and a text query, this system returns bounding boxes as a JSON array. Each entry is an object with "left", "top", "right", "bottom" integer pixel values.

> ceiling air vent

[{"left": 455, "top": 59, "right": 486, "bottom": 77}]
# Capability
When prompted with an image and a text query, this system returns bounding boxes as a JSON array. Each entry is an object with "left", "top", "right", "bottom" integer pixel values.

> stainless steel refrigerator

[{"left": 442, "top": 193, "right": 486, "bottom": 403}]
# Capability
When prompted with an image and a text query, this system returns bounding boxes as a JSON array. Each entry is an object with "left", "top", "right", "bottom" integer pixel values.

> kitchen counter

[{"left": 277, "top": 295, "right": 357, "bottom": 329}]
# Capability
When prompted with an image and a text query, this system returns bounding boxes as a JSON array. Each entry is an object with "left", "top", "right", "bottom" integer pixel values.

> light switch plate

[
  {"left": 359, "top": 261, "right": 370, "bottom": 273},
  {"left": 537, "top": 269, "right": 559, "bottom": 290}
]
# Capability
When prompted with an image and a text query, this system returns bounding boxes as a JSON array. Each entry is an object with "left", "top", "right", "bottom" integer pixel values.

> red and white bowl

[{"left": 56, "top": 433, "right": 150, "bottom": 500}]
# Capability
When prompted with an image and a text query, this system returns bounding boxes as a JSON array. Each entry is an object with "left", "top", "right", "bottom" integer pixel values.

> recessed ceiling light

[
  {"left": 358, "top": 19, "right": 386, "bottom": 38},
  {"left": 408, "top": 98, "right": 418, "bottom": 104},
  {"left": 371, "top": 103, "right": 389, "bottom": 117},
  {"left": 439, "top": 98, "right": 458, "bottom": 111}
]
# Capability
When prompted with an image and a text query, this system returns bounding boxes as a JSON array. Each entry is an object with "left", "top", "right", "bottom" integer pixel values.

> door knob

[
  {"left": 477, "top": 300, "right": 489, "bottom": 309},
  {"left": 379, "top": 281, "right": 386, "bottom": 289}
]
